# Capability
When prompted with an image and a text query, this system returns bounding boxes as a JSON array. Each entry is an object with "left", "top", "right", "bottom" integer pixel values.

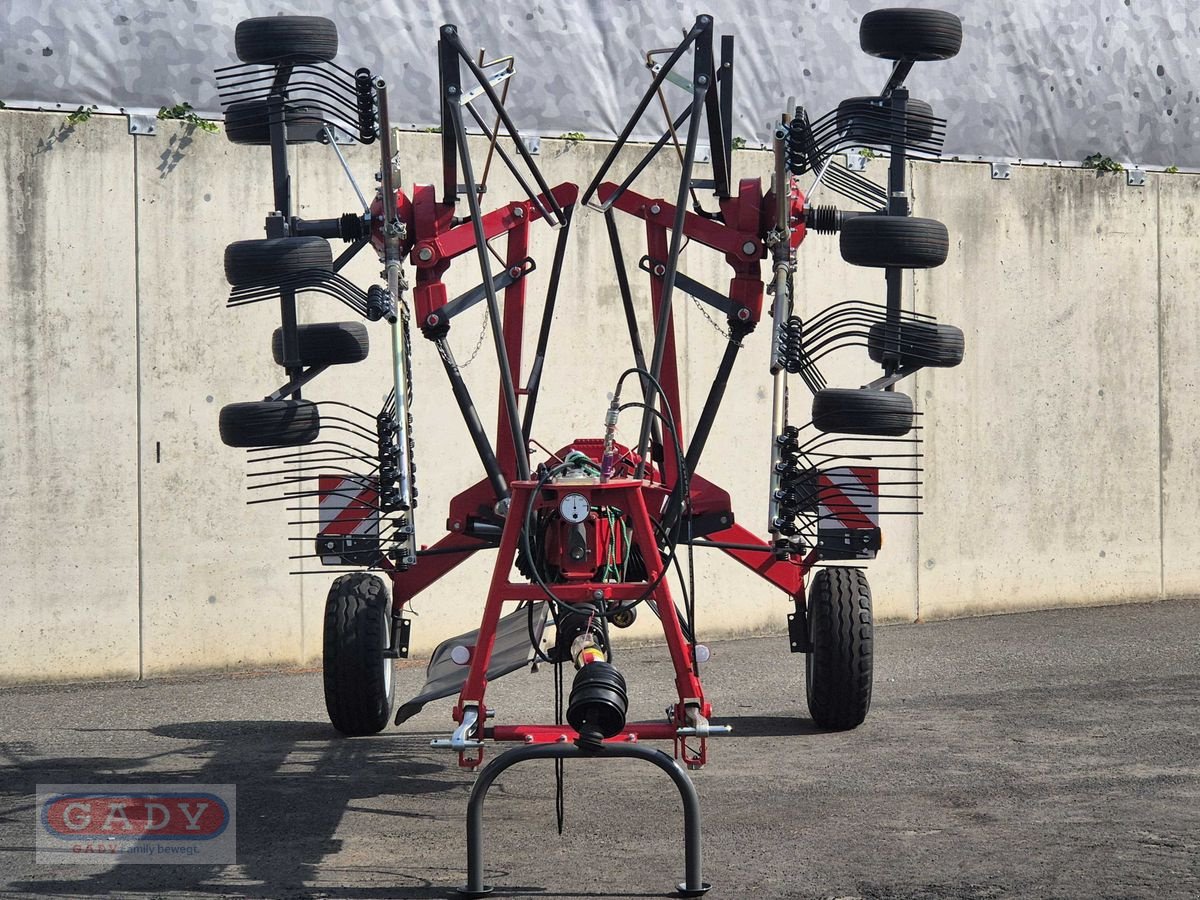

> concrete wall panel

[
  {"left": 3, "top": 107, "right": 1196, "bottom": 684},
  {"left": 1157, "top": 173, "right": 1200, "bottom": 598},
  {"left": 0, "top": 113, "right": 139, "bottom": 684},
  {"left": 134, "top": 123, "right": 309, "bottom": 676},
  {"left": 913, "top": 162, "right": 1162, "bottom": 618}
]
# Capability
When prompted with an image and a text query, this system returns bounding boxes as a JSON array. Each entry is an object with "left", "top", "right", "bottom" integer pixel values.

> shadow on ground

[{"left": 9, "top": 720, "right": 463, "bottom": 898}]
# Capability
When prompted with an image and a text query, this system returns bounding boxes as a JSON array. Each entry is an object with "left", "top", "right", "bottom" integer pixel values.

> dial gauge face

[{"left": 559, "top": 492, "right": 590, "bottom": 523}]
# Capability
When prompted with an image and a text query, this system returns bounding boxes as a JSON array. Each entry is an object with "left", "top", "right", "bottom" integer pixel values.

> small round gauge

[{"left": 559, "top": 492, "right": 590, "bottom": 523}]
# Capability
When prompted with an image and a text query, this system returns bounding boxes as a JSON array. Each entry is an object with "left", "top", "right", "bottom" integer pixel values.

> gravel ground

[{"left": 1, "top": 599, "right": 1198, "bottom": 899}]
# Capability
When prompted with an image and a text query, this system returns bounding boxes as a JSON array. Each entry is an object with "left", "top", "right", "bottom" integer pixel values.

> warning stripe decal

[
  {"left": 318, "top": 476, "right": 380, "bottom": 537},
  {"left": 817, "top": 467, "right": 879, "bottom": 530}
]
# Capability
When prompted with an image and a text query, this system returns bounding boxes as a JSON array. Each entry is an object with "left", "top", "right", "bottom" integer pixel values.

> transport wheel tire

[
  {"left": 323, "top": 573, "right": 395, "bottom": 736},
  {"left": 272, "top": 321, "right": 370, "bottom": 367},
  {"left": 867, "top": 321, "right": 964, "bottom": 368},
  {"left": 224, "top": 237, "right": 332, "bottom": 288},
  {"left": 811, "top": 388, "right": 914, "bottom": 436},
  {"left": 224, "top": 100, "right": 327, "bottom": 145},
  {"left": 836, "top": 96, "right": 936, "bottom": 144},
  {"left": 218, "top": 400, "right": 320, "bottom": 447},
  {"left": 859, "top": 9, "right": 962, "bottom": 62},
  {"left": 840, "top": 215, "right": 949, "bottom": 269},
  {"left": 806, "top": 567, "right": 873, "bottom": 730},
  {"left": 234, "top": 16, "right": 339, "bottom": 65}
]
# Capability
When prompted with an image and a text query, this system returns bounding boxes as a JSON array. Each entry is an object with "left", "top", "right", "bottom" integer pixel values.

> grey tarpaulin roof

[{"left": 2, "top": 0, "right": 1196, "bottom": 167}]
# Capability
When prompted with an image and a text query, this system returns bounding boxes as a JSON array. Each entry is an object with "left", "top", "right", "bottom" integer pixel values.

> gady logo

[{"left": 41, "top": 792, "right": 230, "bottom": 840}]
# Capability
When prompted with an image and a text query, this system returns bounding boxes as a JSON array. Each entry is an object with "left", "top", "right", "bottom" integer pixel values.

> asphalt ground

[{"left": 1, "top": 599, "right": 1198, "bottom": 899}]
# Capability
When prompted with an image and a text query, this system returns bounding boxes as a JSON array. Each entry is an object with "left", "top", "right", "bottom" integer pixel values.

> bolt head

[
  {"left": 510, "top": 267, "right": 522, "bottom": 279},
  {"left": 417, "top": 246, "right": 434, "bottom": 261},
  {"left": 512, "top": 206, "right": 525, "bottom": 218},
  {"left": 649, "top": 204, "right": 662, "bottom": 215},
  {"left": 742, "top": 241, "right": 757, "bottom": 255},
  {"left": 592, "top": 589, "right": 604, "bottom": 600},
  {"left": 426, "top": 314, "right": 439, "bottom": 326},
  {"left": 653, "top": 264, "right": 666, "bottom": 277},
  {"left": 736, "top": 308, "right": 751, "bottom": 321}
]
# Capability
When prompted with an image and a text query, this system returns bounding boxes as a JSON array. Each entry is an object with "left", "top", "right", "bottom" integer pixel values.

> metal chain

[
  {"left": 457, "top": 305, "right": 490, "bottom": 368},
  {"left": 689, "top": 293, "right": 741, "bottom": 345},
  {"left": 459, "top": 236, "right": 505, "bottom": 369}
]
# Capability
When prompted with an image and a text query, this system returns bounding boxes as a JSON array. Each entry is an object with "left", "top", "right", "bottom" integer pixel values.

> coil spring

[
  {"left": 780, "top": 316, "right": 807, "bottom": 375},
  {"left": 784, "top": 114, "right": 821, "bottom": 175}
]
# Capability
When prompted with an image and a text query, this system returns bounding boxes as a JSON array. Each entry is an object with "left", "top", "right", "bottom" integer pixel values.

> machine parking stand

[{"left": 205, "top": 6, "right": 966, "bottom": 896}]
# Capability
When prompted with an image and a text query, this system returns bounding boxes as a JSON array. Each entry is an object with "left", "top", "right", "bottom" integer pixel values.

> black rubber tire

[
  {"left": 224, "top": 237, "right": 332, "bottom": 288},
  {"left": 234, "top": 16, "right": 338, "bottom": 65},
  {"left": 859, "top": 9, "right": 963, "bottom": 62},
  {"left": 840, "top": 215, "right": 949, "bottom": 269},
  {"left": 806, "top": 567, "right": 873, "bottom": 730},
  {"left": 224, "top": 100, "right": 327, "bottom": 146},
  {"left": 323, "top": 573, "right": 395, "bottom": 736},
  {"left": 811, "top": 388, "right": 914, "bottom": 436},
  {"left": 867, "top": 321, "right": 964, "bottom": 368},
  {"left": 836, "top": 96, "right": 936, "bottom": 144},
  {"left": 272, "top": 322, "right": 370, "bottom": 367},
  {"left": 218, "top": 400, "right": 320, "bottom": 447}
]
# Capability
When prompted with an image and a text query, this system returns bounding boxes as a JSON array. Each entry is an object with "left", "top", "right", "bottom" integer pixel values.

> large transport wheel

[
  {"left": 806, "top": 567, "right": 873, "bottom": 729},
  {"left": 234, "top": 16, "right": 339, "bottom": 65},
  {"left": 218, "top": 399, "right": 320, "bottom": 447},
  {"left": 836, "top": 96, "right": 937, "bottom": 145},
  {"left": 323, "top": 572, "right": 395, "bottom": 736},
  {"left": 859, "top": 9, "right": 963, "bottom": 62},
  {"left": 272, "top": 322, "right": 370, "bottom": 367},
  {"left": 224, "top": 237, "right": 333, "bottom": 288},
  {"left": 840, "top": 216, "right": 949, "bottom": 269},
  {"left": 867, "top": 320, "right": 964, "bottom": 368},
  {"left": 811, "top": 388, "right": 914, "bottom": 436},
  {"left": 224, "top": 100, "right": 327, "bottom": 146}
]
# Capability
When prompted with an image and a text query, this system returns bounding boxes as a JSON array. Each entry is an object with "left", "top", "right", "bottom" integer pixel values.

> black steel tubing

[
  {"left": 581, "top": 16, "right": 708, "bottom": 207},
  {"left": 605, "top": 211, "right": 663, "bottom": 451},
  {"left": 634, "top": 28, "right": 712, "bottom": 479},
  {"left": 436, "top": 338, "right": 509, "bottom": 501},
  {"left": 447, "top": 28, "right": 564, "bottom": 225},
  {"left": 460, "top": 743, "right": 708, "bottom": 898},
  {"left": 521, "top": 204, "right": 575, "bottom": 441},
  {"left": 446, "top": 98, "right": 531, "bottom": 481},
  {"left": 883, "top": 87, "right": 910, "bottom": 380}
]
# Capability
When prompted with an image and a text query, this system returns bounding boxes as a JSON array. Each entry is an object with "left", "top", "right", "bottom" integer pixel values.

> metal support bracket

[
  {"left": 639, "top": 256, "right": 735, "bottom": 318},
  {"left": 787, "top": 601, "right": 810, "bottom": 653},
  {"left": 384, "top": 616, "right": 412, "bottom": 659},
  {"left": 1127, "top": 168, "right": 1146, "bottom": 187},
  {"left": 845, "top": 152, "right": 869, "bottom": 172},
  {"left": 127, "top": 114, "right": 157, "bottom": 135},
  {"left": 437, "top": 258, "right": 536, "bottom": 324},
  {"left": 459, "top": 743, "right": 711, "bottom": 898},
  {"left": 990, "top": 161, "right": 1012, "bottom": 181}
]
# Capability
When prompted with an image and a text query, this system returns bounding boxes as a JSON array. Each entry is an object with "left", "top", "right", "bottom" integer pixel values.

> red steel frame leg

[{"left": 450, "top": 479, "right": 709, "bottom": 768}]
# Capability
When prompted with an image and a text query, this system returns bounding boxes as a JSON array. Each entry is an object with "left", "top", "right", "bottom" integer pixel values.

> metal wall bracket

[
  {"left": 845, "top": 152, "right": 869, "bottom": 171},
  {"left": 990, "top": 161, "right": 1012, "bottom": 180},
  {"left": 525, "top": 135, "right": 540, "bottom": 155},
  {"left": 127, "top": 114, "right": 157, "bottom": 136},
  {"left": 1127, "top": 168, "right": 1146, "bottom": 186}
]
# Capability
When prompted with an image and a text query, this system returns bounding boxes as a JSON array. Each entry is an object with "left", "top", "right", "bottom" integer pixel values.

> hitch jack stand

[{"left": 459, "top": 743, "right": 712, "bottom": 898}]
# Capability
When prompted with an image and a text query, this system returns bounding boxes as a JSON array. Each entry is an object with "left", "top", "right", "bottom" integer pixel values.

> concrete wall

[{"left": 1, "top": 109, "right": 1195, "bottom": 684}]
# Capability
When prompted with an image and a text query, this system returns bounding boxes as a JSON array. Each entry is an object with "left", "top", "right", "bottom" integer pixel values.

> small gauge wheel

[{"left": 559, "top": 492, "right": 590, "bottom": 523}]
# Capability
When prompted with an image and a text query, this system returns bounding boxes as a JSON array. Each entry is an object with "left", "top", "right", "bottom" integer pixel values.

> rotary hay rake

[{"left": 207, "top": 8, "right": 965, "bottom": 895}]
